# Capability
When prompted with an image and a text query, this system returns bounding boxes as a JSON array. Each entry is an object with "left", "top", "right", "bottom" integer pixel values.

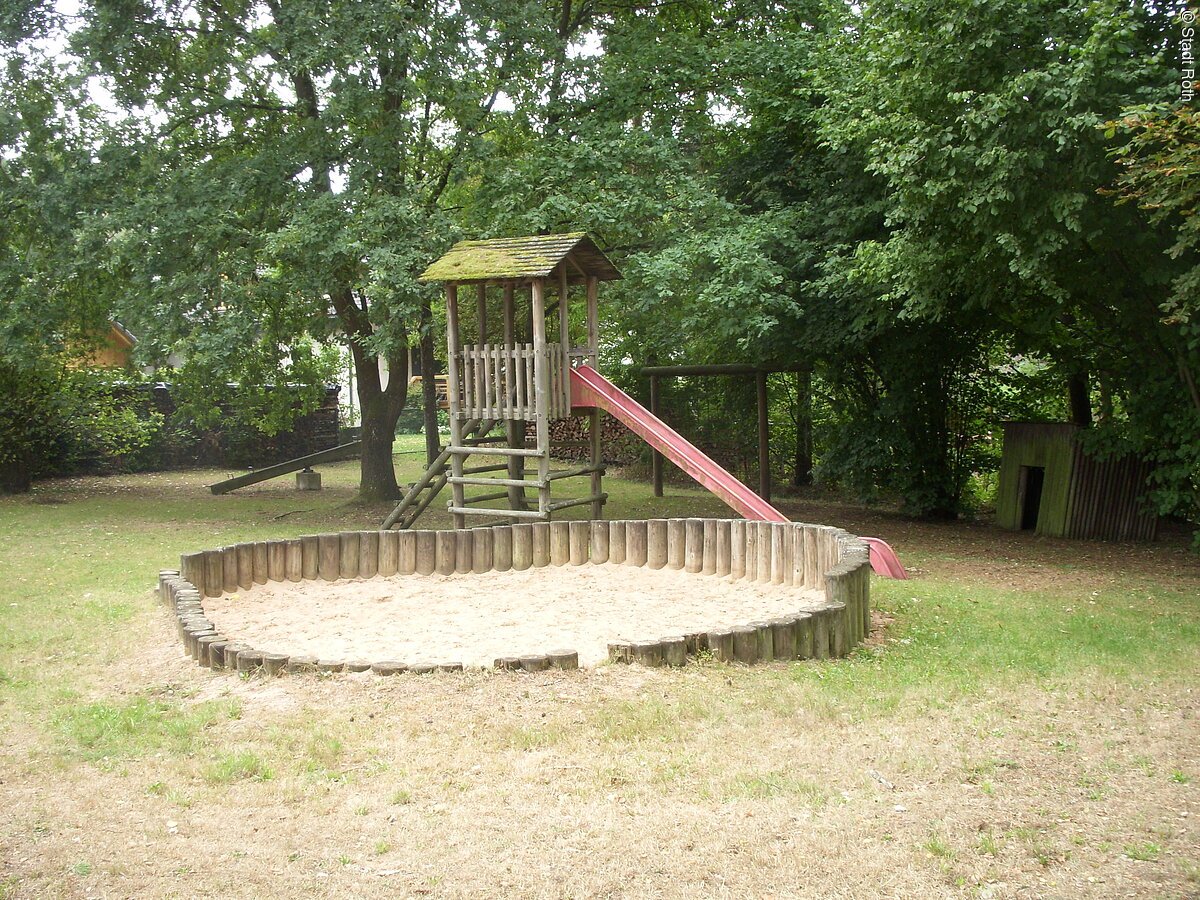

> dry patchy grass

[{"left": 1, "top": 461, "right": 1198, "bottom": 898}]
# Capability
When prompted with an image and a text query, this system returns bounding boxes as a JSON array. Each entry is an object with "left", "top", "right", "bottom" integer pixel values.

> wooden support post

[
  {"left": 502, "top": 283, "right": 527, "bottom": 514},
  {"left": 472, "top": 528, "right": 493, "bottom": 574},
  {"left": 252, "top": 542, "right": 269, "bottom": 585},
  {"left": 455, "top": 530, "right": 473, "bottom": 573},
  {"left": 339, "top": 532, "right": 360, "bottom": 579},
  {"left": 756, "top": 369, "right": 770, "bottom": 503},
  {"left": 714, "top": 519, "right": 732, "bottom": 577},
  {"left": 445, "top": 283, "right": 466, "bottom": 529},
  {"left": 531, "top": 278, "right": 551, "bottom": 517},
  {"left": 237, "top": 543, "right": 253, "bottom": 589},
  {"left": 585, "top": 274, "right": 603, "bottom": 519},
  {"left": 558, "top": 266, "right": 570, "bottom": 406},
  {"left": 650, "top": 372, "right": 663, "bottom": 497},
  {"left": 435, "top": 530, "right": 456, "bottom": 576},
  {"left": 532, "top": 522, "right": 550, "bottom": 566},
  {"left": 729, "top": 520, "right": 746, "bottom": 579},
  {"left": 794, "top": 612, "right": 815, "bottom": 659},
  {"left": 267, "top": 541, "right": 286, "bottom": 582}
]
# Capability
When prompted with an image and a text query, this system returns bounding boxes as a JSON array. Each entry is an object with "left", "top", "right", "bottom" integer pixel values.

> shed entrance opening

[{"left": 1019, "top": 466, "right": 1046, "bottom": 531}]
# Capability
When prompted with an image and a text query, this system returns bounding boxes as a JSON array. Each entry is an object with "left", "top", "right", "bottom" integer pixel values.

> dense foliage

[{"left": 1, "top": 0, "right": 1195, "bottom": 534}]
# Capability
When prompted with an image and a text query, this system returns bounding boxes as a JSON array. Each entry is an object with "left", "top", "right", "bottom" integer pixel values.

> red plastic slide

[{"left": 570, "top": 365, "right": 789, "bottom": 523}]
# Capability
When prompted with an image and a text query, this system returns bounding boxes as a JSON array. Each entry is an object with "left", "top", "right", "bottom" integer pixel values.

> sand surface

[{"left": 203, "top": 564, "right": 825, "bottom": 668}]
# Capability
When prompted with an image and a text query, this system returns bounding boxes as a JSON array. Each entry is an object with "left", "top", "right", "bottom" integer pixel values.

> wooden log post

[
  {"left": 512, "top": 524, "right": 533, "bottom": 570},
  {"left": 180, "top": 554, "right": 204, "bottom": 593},
  {"left": 701, "top": 519, "right": 718, "bottom": 576},
  {"left": 532, "top": 522, "right": 551, "bottom": 567},
  {"left": 252, "top": 542, "right": 269, "bottom": 585},
  {"left": 550, "top": 521, "right": 570, "bottom": 566},
  {"left": 608, "top": 521, "right": 626, "bottom": 564},
  {"left": 569, "top": 521, "right": 589, "bottom": 565},
  {"left": 667, "top": 519, "right": 686, "bottom": 570},
  {"left": 492, "top": 525, "right": 513, "bottom": 572},
  {"left": 287, "top": 655, "right": 318, "bottom": 674},
  {"left": 436, "top": 530, "right": 457, "bottom": 576},
  {"left": 713, "top": 519, "right": 732, "bottom": 577},
  {"left": 455, "top": 530, "right": 473, "bottom": 574},
  {"left": 732, "top": 626, "right": 759, "bottom": 664},
  {"left": 262, "top": 653, "right": 288, "bottom": 676},
  {"left": 472, "top": 528, "right": 494, "bottom": 574},
  {"left": 812, "top": 609, "right": 830, "bottom": 660},
  {"left": 502, "top": 283, "right": 528, "bottom": 514},
  {"left": 729, "top": 520, "right": 746, "bottom": 580},
  {"left": 236, "top": 543, "right": 253, "bottom": 590},
  {"left": 415, "top": 530, "right": 436, "bottom": 575},
  {"left": 208, "top": 639, "right": 230, "bottom": 671},
  {"left": 631, "top": 641, "right": 665, "bottom": 668},
  {"left": 707, "top": 628, "right": 735, "bottom": 662},
  {"left": 770, "top": 618, "right": 798, "bottom": 660},
  {"left": 646, "top": 520, "right": 668, "bottom": 569},
  {"left": 236, "top": 648, "right": 264, "bottom": 674},
  {"left": 751, "top": 621, "right": 774, "bottom": 662},
  {"left": 772, "top": 524, "right": 787, "bottom": 585},
  {"left": 859, "top": 565, "right": 871, "bottom": 640},
  {"left": 794, "top": 612, "right": 815, "bottom": 659},
  {"left": 339, "top": 532, "right": 360, "bottom": 579},
  {"left": 318, "top": 534, "right": 340, "bottom": 581},
  {"left": 757, "top": 522, "right": 773, "bottom": 584},
  {"left": 589, "top": 521, "right": 609, "bottom": 564},
  {"left": 378, "top": 530, "right": 399, "bottom": 577},
  {"left": 661, "top": 636, "right": 687, "bottom": 667},
  {"left": 684, "top": 519, "right": 704, "bottom": 574},
  {"left": 359, "top": 531, "right": 380, "bottom": 578},
  {"left": 300, "top": 535, "right": 319, "bottom": 580},
  {"left": 829, "top": 602, "right": 848, "bottom": 657},
  {"left": 607, "top": 641, "right": 632, "bottom": 664},
  {"left": 789, "top": 525, "right": 805, "bottom": 587},
  {"left": 221, "top": 546, "right": 238, "bottom": 593},
  {"left": 397, "top": 531, "right": 417, "bottom": 575},
  {"left": 284, "top": 540, "right": 303, "bottom": 582},
  {"left": 743, "top": 522, "right": 758, "bottom": 582},
  {"left": 626, "top": 521, "right": 648, "bottom": 566},
  {"left": 267, "top": 541, "right": 286, "bottom": 582},
  {"left": 547, "top": 649, "right": 579, "bottom": 670},
  {"left": 223, "top": 642, "right": 249, "bottom": 670},
  {"left": 520, "top": 655, "right": 550, "bottom": 673},
  {"left": 203, "top": 550, "right": 224, "bottom": 598}
]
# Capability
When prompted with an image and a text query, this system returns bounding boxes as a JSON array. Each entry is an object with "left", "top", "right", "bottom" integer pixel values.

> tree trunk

[
  {"left": 792, "top": 367, "right": 813, "bottom": 487},
  {"left": 1067, "top": 371, "right": 1093, "bottom": 427},
  {"left": 0, "top": 458, "right": 32, "bottom": 494}
]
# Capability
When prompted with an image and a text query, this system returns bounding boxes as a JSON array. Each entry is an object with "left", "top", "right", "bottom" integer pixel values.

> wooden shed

[{"left": 995, "top": 422, "right": 1158, "bottom": 541}]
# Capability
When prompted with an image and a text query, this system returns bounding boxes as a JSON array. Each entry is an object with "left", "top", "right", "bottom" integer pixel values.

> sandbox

[{"left": 159, "top": 518, "right": 872, "bottom": 674}]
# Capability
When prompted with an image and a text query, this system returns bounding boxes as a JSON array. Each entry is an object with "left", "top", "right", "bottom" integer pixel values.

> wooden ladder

[{"left": 382, "top": 419, "right": 546, "bottom": 529}]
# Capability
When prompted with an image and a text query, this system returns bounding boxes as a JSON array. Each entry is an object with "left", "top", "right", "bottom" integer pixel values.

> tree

[{"left": 30, "top": 0, "right": 579, "bottom": 500}]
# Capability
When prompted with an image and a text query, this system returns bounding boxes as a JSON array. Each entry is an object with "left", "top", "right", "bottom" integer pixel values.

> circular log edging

[{"left": 162, "top": 518, "right": 872, "bottom": 676}]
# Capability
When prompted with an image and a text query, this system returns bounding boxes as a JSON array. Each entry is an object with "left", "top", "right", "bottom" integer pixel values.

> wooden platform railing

[{"left": 455, "top": 342, "right": 570, "bottom": 421}]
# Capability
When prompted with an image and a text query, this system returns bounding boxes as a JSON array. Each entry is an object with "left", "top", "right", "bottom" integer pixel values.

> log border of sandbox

[{"left": 160, "top": 518, "right": 872, "bottom": 676}]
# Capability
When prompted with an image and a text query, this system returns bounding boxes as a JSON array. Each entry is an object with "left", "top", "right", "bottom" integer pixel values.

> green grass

[
  {"left": 203, "top": 750, "right": 274, "bottom": 784},
  {"left": 53, "top": 697, "right": 240, "bottom": 763},
  {"left": 2, "top": 451, "right": 1198, "bottom": 777}
]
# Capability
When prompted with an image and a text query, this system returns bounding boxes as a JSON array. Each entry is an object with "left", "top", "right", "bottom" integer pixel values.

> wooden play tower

[{"left": 384, "top": 233, "right": 622, "bottom": 529}]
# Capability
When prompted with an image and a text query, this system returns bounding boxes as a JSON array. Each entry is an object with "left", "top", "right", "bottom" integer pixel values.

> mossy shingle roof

[{"left": 419, "top": 233, "right": 622, "bottom": 285}]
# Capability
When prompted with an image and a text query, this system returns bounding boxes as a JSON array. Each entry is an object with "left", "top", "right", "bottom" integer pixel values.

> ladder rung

[
  {"left": 447, "top": 505, "right": 548, "bottom": 519},
  {"left": 462, "top": 490, "right": 511, "bottom": 505},
  {"left": 448, "top": 476, "right": 546, "bottom": 488},
  {"left": 546, "top": 465, "right": 604, "bottom": 482},
  {"left": 545, "top": 493, "right": 608, "bottom": 513},
  {"left": 462, "top": 463, "right": 509, "bottom": 475},
  {"left": 449, "top": 445, "right": 542, "bottom": 457}
]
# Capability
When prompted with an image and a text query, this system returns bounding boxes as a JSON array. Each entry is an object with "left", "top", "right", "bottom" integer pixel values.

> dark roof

[{"left": 419, "top": 233, "right": 622, "bottom": 285}]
